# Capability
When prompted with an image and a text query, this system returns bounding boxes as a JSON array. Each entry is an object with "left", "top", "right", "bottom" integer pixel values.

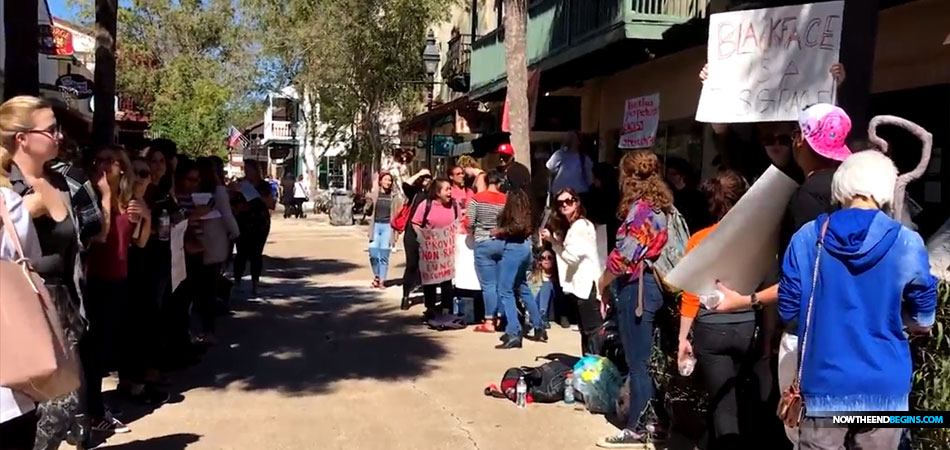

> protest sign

[
  {"left": 619, "top": 94, "right": 660, "bottom": 149},
  {"left": 665, "top": 166, "right": 798, "bottom": 296},
  {"left": 171, "top": 220, "right": 188, "bottom": 292},
  {"left": 418, "top": 224, "right": 457, "bottom": 285},
  {"left": 695, "top": 1, "right": 844, "bottom": 123}
]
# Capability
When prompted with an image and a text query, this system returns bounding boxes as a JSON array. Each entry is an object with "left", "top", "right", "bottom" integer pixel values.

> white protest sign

[
  {"left": 417, "top": 224, "right": 457, "bottom": 286},
  {"left": 171, "top": 219, "right": 188, "bottom": 292},
  {"left": 619, "top": 93, "right": 660, "bottom": 149},
  {"left": 665, "top": 166, "right": 798, "bottom": 296},
  {"left": 695, "top": 1, "right": 844, "bottom": 123}
]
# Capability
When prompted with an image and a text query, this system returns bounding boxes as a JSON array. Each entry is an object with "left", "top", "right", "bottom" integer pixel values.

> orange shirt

[{"left": 680, "top": 223, "right": 718, "bottom": 319}]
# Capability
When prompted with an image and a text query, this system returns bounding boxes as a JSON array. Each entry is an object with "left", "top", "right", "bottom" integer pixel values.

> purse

[
  {"left": 0, "top": 194, "right": 81, "bottom": 401},
  {"left": 391, "top": 203, "right": 412, "bottom": 232},
  {"left": 777, "top": 219, "right": 829, "bottom": 428}
]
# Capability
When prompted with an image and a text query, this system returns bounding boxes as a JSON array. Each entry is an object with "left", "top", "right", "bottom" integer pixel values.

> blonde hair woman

[{"left": 456, "top": 154, "right": 487, "bottom": 193}]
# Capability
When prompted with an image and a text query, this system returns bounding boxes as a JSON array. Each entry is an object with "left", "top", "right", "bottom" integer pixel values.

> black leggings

[
  {"left": 402, "top": 229, "right": 421, "bottom": 298},
  {"left": 566, "top": 286, "right": 604, "bottom": 355},
  {"left": 0, "top": 410, "right": 37, "bottom": 450},
  {"left": 234, "top": 229, "right": 268, "bottom": 284},
  {"left": 423, "top": 280, "right": 454, "bottom": 313}
]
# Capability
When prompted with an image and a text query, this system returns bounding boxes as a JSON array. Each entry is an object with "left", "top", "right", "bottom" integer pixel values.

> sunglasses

[
  {"left": 540, "top": 254, "right": 554, "bottom": 261},
  {"left": 556, "top": 197, "right": 576, "bottom": 208},
  {"left": 25, "top": 124, "right": 62, "bottom": 139},
  {"left": 451, "top": 171, "right": 464, "bottom": 176}
]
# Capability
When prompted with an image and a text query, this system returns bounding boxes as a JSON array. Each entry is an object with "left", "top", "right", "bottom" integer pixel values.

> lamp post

[{"left": 422, "top": 30, "right": 441, "bottom": 169}]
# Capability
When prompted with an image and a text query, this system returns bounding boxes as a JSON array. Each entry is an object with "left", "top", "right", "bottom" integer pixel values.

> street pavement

[{"left": 97, "top": 215, "right": 625, "bottom": 450}]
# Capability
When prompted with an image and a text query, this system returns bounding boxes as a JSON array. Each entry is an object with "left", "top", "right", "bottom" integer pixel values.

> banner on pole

[
  {"left": 418, "top": 224, "right": 457, "bottom": 286},
  {"left": 695, "top": 1, "right": 844, "bottom": 123},
  {"left": 619, "top": 93, "right": 660, "bottom": 149}
]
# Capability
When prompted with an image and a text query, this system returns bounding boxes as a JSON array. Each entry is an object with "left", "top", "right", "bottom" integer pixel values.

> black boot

[
  {"left": 400, "top": 296, "right": 411, "bottom": 310},
  {"left": 527, "top": 328, "right": 548, "bottom": 342},
  {"left": 495, "top": 337, "right": 523, "bottom": 349}
]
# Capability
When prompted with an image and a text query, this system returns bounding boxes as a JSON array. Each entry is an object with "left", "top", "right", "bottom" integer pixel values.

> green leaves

[{"left": 911, "top": 281, "right": 950, "bottom": 449}]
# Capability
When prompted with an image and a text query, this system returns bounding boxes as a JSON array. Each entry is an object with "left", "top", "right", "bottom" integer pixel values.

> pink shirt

[
  {"left": 450, "top": 186, "right": 473, "bottom": 233},
  {"left": 411, "top": 200, "right": 458, "bottom": 229}
]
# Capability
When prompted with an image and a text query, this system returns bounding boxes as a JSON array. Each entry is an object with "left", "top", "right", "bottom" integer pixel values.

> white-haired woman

[{"left": 778, "top": 150, "right": 936, "bottom": 449}]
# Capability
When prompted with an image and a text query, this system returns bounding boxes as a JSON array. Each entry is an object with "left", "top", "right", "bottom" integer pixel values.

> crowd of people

[
  {"left": 361, "top": 68, "right": 939, "bottom": 450},
  {"left": 0, "top": 95, "right": 276, "bottom": 450}
]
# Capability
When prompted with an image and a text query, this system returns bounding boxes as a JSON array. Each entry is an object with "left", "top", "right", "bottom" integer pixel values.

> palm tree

[{"left": 503, "top": 0, "right": 530, "bottom": 171}]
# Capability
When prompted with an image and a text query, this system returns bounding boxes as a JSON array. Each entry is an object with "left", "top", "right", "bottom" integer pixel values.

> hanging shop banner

[
  {"left": 418, "top": 223, "right": 457, "bottom": 286},
  {"left": 55, "top": 74, "right": 95, "bottom": 99},
  {"left": 618, "top": 93, "right": 660, "bottom": 149},
  {"left": 695, "top": 1, "right": 844, "bottom": 123}
]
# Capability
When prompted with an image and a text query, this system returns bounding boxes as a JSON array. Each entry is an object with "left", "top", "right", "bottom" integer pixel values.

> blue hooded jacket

[{"left": 778, "top": 208, "right": 937, "bottom": 416}]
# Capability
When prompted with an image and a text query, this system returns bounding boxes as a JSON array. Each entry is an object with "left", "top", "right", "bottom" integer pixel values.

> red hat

[{"left": 496, "top": 143, "right": 514, "bottom": 156}]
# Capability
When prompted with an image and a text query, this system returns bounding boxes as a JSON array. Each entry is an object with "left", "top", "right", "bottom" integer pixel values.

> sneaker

[
  {"left": 91, "top": 414, "right": 131, "bottom": 434},
  {"left": 596, "top": 429, "right": 653, "bottom": 449}
]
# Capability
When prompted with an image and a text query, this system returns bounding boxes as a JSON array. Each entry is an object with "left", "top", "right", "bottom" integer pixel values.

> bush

[{"left": 911, "top": 281, "right": 950, "bottom": 450}]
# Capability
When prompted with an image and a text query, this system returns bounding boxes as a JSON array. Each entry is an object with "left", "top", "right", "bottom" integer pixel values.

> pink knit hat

[{"left": 798, "top": 103, "right": 853, "bottom": 162}]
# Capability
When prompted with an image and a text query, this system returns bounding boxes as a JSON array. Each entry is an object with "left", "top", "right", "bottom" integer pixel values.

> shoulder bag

[
  {"left": 777, "top": 219, "right": 830, "bottom": 428},
  {"left": 0, "top": 194, "right": 80, "bottom": 401}
]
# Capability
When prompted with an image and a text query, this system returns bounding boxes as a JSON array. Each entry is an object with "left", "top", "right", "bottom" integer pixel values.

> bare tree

[{"left": 503, "top": 0, "right": 530, "bottom": 171}]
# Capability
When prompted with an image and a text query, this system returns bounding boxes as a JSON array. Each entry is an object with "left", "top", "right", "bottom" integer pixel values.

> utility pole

[
  {"left": 4, "top": 0, "right": 40, "bottom": 99},
  {"left": 837, "top": 0, "right": 879, "bottom": 142},
  {"left": 93, "top": 0, "right": 118, "bottom": 146}
]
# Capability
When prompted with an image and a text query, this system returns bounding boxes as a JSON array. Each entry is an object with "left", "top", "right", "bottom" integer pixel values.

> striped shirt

[{"left": 465, "top": 191, "right": 507, "bottom": 242}]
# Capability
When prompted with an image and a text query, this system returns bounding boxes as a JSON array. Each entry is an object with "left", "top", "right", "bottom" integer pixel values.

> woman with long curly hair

[
  {"left": 493, "top": 189, "right": 544, "bottom": 348},
  {"left": 541, "top": 187, "right": 603, "bottom": 352},
  {"left": 596, "top": 150, "right": 674, "bottom": 448}
]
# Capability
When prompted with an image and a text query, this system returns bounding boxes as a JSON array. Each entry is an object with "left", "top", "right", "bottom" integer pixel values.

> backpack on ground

[{"left": 484, "top": 358, "right": 572, "bottom": 404}]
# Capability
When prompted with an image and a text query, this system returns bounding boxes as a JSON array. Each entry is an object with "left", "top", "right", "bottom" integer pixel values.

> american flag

[{"left": 227, "top": 126, "right": 248, "bottom": 149}]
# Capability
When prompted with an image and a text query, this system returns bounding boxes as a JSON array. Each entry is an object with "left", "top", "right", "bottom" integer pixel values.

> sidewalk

[{"left": 98, "top": 217, "right": 628, "bottom": 450}]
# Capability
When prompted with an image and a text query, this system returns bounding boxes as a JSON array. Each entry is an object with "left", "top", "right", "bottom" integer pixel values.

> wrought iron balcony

[{"left": 442, "top": 32, "right": 477, "bottom": 93}]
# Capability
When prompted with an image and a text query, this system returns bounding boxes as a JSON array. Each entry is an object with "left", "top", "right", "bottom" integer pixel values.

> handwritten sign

[
  {"left": 619, "top": 94, "right": 660, "bottom": 149},
  {"left": 418, "top": 224, "right": 457, "bottom": 286},
  {"left": 695, "top": 1, "right": 844, "bottom": 123}
]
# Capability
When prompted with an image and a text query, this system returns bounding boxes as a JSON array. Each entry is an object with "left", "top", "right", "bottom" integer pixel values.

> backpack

[
  {"left": 648, "top": 207, "right": 690, "bottom": 295},
  {"left": 486, "top": 358, "right": 572, "bottom": 404},
  {"left": 420, "top": 199, "right": 459, "bottom": 228}
]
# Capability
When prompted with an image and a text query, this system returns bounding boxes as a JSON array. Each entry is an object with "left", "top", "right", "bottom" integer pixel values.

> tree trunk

[
  {"left": 93, "top": 0, "right": 118, "bottom": 147},
  {"left": 4, "top": 0, "right": 39, "bottom": 100},
  {"left": 503, "top": 0, "right": 530, "bottom": 172}
]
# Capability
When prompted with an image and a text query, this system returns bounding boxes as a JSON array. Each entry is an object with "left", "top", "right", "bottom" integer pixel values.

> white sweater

[{"left": 552, "top": 218, "right": 604, "bottom": 299}]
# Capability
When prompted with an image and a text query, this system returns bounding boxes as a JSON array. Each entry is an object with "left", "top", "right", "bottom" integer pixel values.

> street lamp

[{"left": 422, "top": 30, "right": 440, "bottom": 169}]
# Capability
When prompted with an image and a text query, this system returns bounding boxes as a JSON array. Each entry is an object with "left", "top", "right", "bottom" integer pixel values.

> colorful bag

[
  {"left": 390, "top": 203, "right": 412, "bottom": 232},
  {"left": 0, "top": 194, "right": 80, "bottom": 401}
]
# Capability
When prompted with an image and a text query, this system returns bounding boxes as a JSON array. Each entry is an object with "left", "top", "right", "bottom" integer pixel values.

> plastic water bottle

[
  {"left": 700, "top": 290, "right": 725, "bottom": 309},
  {"left": 516, "top": 376, "right": 528, "bottom": 408},
  {"left": 158, "top": 210, "right": 171, "bottom": 241},
  {"left": 452, "top": 297, "right": 462, "bottom": 315},
  {"left": 679, "top": 354, "right": 697, "bottom": 376},
  {"left": 564, "top": 373, "right": 575, "bottom": 404}
]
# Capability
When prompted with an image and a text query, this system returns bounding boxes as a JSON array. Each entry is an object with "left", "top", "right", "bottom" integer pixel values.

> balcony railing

[
  {"left": 470, "top": 0, "right": 707, "bottom": 94},
  {"left": 442, "top": 33, "right": 476, "bottom": 88},
  {"left": 263, "top": 120, "right": 297, "bottom": 144}
]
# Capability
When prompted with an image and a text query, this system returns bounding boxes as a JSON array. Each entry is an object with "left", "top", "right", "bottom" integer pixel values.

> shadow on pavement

[
  {"left": 171, "top": 255, "right": 447, "bottom": 395},
  {"left": 98, "top": 433, "right": 200, "bottom": 449}
]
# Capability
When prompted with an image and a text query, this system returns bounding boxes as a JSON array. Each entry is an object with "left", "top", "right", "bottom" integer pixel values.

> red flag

[
  {"left": 501, "top": 97, "right": 510, "bottom": 132},
  {"left": 528, "top": 69, "right": 540, "bottom": 128}
]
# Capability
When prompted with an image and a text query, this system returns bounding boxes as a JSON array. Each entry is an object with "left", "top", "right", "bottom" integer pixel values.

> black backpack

[
  {"left": 420, "top": 199, "right": 459, "bottom": 228},
  {"left": 488, "top": 359, "right": 572, "bottom": 404}
]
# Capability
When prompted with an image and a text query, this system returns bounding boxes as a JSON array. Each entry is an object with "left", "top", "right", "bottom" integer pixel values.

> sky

[{"left": 47, "top": 0, "right": 81, "bottom": 21}]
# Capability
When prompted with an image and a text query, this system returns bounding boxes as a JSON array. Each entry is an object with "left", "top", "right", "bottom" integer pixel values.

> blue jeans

[
  {"left": 369, "top": 222, "right": 392, "bottom": 280},
  {"left": 498, "top": 240, "right": 541, "bottom": 336},
  {"left": 615, "top": 273, "right": 664, "bottom": 431},
  {"left": 536, "top": 280, "right": 555, "bottom": 318},
  {"left": 474, "top": 239, "right": 505, "bottom": 318}
]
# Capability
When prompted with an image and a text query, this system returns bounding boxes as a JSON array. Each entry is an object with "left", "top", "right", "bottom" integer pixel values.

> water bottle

[
  {"left": 700, "top": 290, "right": 725, "bottom": 309},
  {"left": 158, "top": 209, "right": 171, "bottom": 241},
  {"left": 452, "top": 297, "right": 461, "bottom": 315},
  {"left": 516, "top": 375, "right": 527, "bottom": 408},
  {"left": 563, "top": 373, "right": 575, "bottom": 404},
  {"left": 679, "top": 354, "right": 697, "bottom": 377}
]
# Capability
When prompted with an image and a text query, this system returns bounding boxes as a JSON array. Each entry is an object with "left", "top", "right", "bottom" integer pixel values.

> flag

[{"left": 227, "top": 126, "right": 248, "bottom": 149}]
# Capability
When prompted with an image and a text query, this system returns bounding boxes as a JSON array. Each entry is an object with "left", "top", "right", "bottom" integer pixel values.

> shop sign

[
  {"left": 695, "top": 1, "right": 844, "bottom": 123},
  {"left": 56, "top": 74, "right": 95, "bottom": 99},
  {"left": 52, "top": 26, "right": 75, "bottom": 55}
]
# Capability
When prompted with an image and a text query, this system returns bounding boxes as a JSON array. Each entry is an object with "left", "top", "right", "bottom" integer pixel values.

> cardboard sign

[
  {"left": 695, "top": 1, "right": 844, "bottom": 123},
  {"left": 619, "top": 94, "right": 660, "bottom": 149},
  {"left": 418, "top": 224, "right": 457, "bottom": 286}
]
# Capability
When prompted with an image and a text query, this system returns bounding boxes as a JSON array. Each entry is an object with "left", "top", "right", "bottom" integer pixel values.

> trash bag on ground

[{"left": 573, "top": 355, "right": 622, "bottom": 414}]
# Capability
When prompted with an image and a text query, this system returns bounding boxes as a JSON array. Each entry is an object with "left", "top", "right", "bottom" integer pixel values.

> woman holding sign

[{"left": 411, "top": 178, "right": 458, "bottom": 320}]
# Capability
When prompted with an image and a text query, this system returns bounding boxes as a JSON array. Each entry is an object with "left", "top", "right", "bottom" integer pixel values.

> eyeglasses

[
  {"left": 556, "top": 197, "right": 576, "bottom": 208},
  {"left": 24, "top": 124, "right": 62, "bottom": 140},
  {"left": 451, "top": 171, "right": 464, "bottom": 176}
]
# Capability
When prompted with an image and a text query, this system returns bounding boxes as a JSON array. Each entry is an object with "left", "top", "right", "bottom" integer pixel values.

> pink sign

[{"left": 619, "top": 93, "right": 660, "bottom": 149}]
